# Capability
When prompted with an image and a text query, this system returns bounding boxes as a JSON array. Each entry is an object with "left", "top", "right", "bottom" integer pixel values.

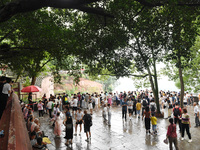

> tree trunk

[
  {"left": 152, "top": 60, "right": 160, "bottom": 114},
  {"left": 178, "top": 57, "right": 184, "bottom": 108},
  {"left": 31, "top": 76, "right": 36, "bottom": 85},
  {"left": 146, "top": 66, "right": 161, "bottom": 113}
]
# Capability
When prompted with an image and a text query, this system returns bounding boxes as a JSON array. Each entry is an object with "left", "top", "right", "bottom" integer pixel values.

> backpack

[
  {"left": 85, "top": 114, "right": 92, "bottom": 126},
  {"left": 151, "top": 104, "right": 155, "bottom": 112},
  {"left": 173, "top": 107, "right": 180, "bottom": 117},
  {"left": 142, "top": 100, "right": 147, "bottom": 107}
]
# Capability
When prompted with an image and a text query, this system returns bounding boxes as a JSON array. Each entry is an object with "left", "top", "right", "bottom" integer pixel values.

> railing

[{"left": 0, "top": 93, "right": 32, "bottom": 150}]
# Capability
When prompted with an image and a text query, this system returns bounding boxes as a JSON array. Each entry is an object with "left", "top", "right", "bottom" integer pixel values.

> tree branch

[
  {"left": 100, "top": 73, "right": 154, "bottom": 78},
  {"left": 0, "top": 0, "right": 113, "bottom": 23},
  {"left": 135, "top": 0, "right": 200, "bottom": 7},
  {"left": 74, "top": 6, "right": 114, "bottom": 18}
]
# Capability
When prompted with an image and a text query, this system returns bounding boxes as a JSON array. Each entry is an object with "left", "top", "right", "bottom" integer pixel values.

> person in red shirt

[
  {"left": 167, "top": 118, "right": 179, "bottom": 150},
  {"left": 173, "top": 102, "right": 182, "bottom": 132}
]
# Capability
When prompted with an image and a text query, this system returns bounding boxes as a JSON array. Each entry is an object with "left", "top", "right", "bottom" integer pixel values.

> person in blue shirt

[{"left": 122, "top": 98, "right": 128, "bottom": 121}]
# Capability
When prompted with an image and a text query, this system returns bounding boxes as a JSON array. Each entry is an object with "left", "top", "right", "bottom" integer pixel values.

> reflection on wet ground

[{"left": 35, "top": 106, "right": 200, "bottom": 150}]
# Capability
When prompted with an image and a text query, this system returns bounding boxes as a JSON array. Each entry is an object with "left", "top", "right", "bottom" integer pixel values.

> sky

[{"left": 113, "top": 63, "right": 180, "bottom": 92}]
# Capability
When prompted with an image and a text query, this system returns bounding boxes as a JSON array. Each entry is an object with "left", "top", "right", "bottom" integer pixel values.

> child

[
  {"left": 136, "top": 100, "right": 142, "bottom": 118},
  {"left": 103, "top": 104, "right": 107, "bottom": 122},
  {"left": 107, "top": 104, "right": 111, "bottom": 126},
  {"left": 151, "top": 113, "right": 157, "bottom": 134}
]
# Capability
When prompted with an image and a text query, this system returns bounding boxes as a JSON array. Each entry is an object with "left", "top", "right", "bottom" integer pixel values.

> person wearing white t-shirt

[
  {"left": 74, "top": 108, "right": 84, "bottom": 136},
  {"left": 0, "top": 77, "right": 12, "bottom": 120},
  {"left": 194, "top": 102, "right": 200, "bottom": 127},
  {"left": 73, "top": 97, "right": 78, "bottom": 115},
  {"left": 94, "top": 95, "right": 98, "bottom": 111},
  {"left": 127, "top": 98, "right": 133, "bottom": 120}
]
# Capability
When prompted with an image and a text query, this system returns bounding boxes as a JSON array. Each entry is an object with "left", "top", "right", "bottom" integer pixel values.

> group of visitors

[{"left": 0, "top": 83, "right": 197, "bottom": 150}]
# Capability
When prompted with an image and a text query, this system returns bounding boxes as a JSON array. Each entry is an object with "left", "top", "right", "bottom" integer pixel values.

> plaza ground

[{"left": 36, "top": 106, "right": 200, "bottom": 150}]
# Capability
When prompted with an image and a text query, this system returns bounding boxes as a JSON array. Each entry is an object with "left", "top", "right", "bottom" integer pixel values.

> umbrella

[{"left": 21, "top": 85, "right": 42, "bottom": 93}]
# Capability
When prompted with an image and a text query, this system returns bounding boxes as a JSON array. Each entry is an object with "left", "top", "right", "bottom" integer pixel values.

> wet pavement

[{"left": 35, "top": 106, "right": 200, "bottom": 150}]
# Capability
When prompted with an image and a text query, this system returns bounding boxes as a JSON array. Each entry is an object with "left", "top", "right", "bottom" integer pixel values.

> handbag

[{"left": 163, "top": 138, "right": 168, "bottom": 144}]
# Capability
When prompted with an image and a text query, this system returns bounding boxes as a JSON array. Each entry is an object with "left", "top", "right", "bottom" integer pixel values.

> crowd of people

[
  {"left": 20, "top": 90, "right": 199, "bottom": 150},
  {"left": 0, "top": 75, "right": 199, "bottom": 150}
]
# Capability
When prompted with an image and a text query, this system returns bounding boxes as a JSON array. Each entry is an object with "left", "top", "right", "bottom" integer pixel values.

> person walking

[
  {"left": 194, "top": 102, "right": 200, "bottom": 127},
  {"left": 136, "top": 100, "right": 142, "bottom": 118},
  {"left": 142, "top": 106, "right": 151, "bottom": 134},
  {"left": 122, "top": 98, "right": 128, "bottom": 121},
  {"left": 181, "top": 108, "right": 192, "bottom": 142},
  {"left": 173, "top": 102, "right": 182, "bottom": 132},
  {"left": 37, "top": 100, "right": 44, "bottom": 118},
  {"left": 82, "top": 110, "right": 92, "bottom": 142},
  {"left": 64, "top": 116, "right": 73, "bottom": 146},
  {"left": 107, "top": 104, "right": 111, "bottom": 126},
  {"left": 151, "top": 113, "right": 157, "bottom": 135},
  {"left": 54, "top": 112, "right": 62, "bottom": 137},
  {"left": 163, "top": 99, "right": 169, "bottom": 119},
  {"left": 127, "top": 97, "right": 133, "bottom": 120},
  {"left": 74, "top": 108, "right": 84, "bottom": 136},
  {"left": 167, "top": 118, "right": 179, "bottom": 150}
]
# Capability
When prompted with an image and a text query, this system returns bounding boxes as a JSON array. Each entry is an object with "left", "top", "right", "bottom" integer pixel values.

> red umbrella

[{"left": 21, "top": 85, "right": 42, "bottom": 93}]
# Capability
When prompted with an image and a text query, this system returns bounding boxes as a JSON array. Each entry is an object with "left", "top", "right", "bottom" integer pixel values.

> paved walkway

[{"left": 35, "top": 106, "right": 200, "bottom": 150}]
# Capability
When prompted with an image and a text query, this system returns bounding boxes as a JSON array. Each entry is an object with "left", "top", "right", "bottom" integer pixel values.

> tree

[
  {"left": 163, "top": 5, "right": 198, "bottom": 108},
  {"left": 0, "top": 9, "right": 74, "bottom": 84},
  {"left": 162, "top": 36, "right": 200, "bottom": 93}
]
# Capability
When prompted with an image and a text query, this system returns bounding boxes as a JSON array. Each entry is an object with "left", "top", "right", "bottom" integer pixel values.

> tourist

[
  {"left": 72, "top": 96, "right": 78, "bottom": 115},
  {"left": 88, "top": 98, "right": 93, "bottom": 115},
  {"left": 54, "top": 112, "right": 62, "bottom": 137},
  {"left": 163, "top": 99, "right": 169, "bottom": 119},
  {"left": 94, "top": 95, "right": 99, "bottom": 111},
  {"left": 37, "top": 100, "right": 44, "bottom": 118},
  {"left": 150, "top": 99, "right": 156, "bottom": 116},
  {"left": 102, "top": 104, "right": 107, "bottom": 122},
  {"left": 53, "top": 104, "right": 60, "bottom": 118},
  {"left": 28, "top": 92, "right": 33, "bottom": 110},
  {"left": 136, "top": 100, "right": 141, "bottom": 119},
  {"left": 141, "top": 98, "right": 148, "bottom": 116},
  {"left": 166, "top": 118, "right": 179, "bottom": 150},
  {"left": 122, "top": 98, "right": 128, "bottom": 121},
  {"left": 181, "top": 108, "right": 192, "bottom": 142},
  {"left": 74, "top": 108, "right": 84, "bottom": 136},
  {"left": 142, "top": 106, "right": 151, "bottom": 134},
  {"left": 151, "top": 113, "right": 157, "bottom": 135},
  {"left": 107, "top": 103, "right": 111, "bottom": 126},
  {"left": 64, "top": 116, "right": 73, "bottom": 146},
  {"left": 0, "top": 77, "right": 12, "bottom": 119},
  {"left": 46, "top": 99, "right": 53, "bottom": 118},
  {"left": 132, "top": 96, "right": 137, "bottom": 116},
  {"left": 193, "top": 102, "right": 199, "bottom": 127},
  {"left": 173, "top": 102, "right": 182, "bottom": 132},
  {"left": 127, "top": 97, "right": 133, "bottom": 120},
  {"left": 107, "top": 93, "right": 112, "bottom": 106},
  {"left": 33, "top": 137, "right": 48, "bottom": 150},
  {"left": 82, "top": 110, "right": 92, "bottom": 142},
  {"left": 30, "top": 131, "right": 37, "bottom": 147}
]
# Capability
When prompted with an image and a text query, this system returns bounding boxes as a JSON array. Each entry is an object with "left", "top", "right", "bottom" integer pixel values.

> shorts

[
  {"left": 84, "top": 125, "right": 90, "bottom": 132},
  {"left": 128, "top": 109, "right": 133, "bottom": 114},
  {"left": 76, "top": 120, "right": 83, "bottom": 124},
  {"left": 73, "top": 107, "right": 77, "bottom": 111}
]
